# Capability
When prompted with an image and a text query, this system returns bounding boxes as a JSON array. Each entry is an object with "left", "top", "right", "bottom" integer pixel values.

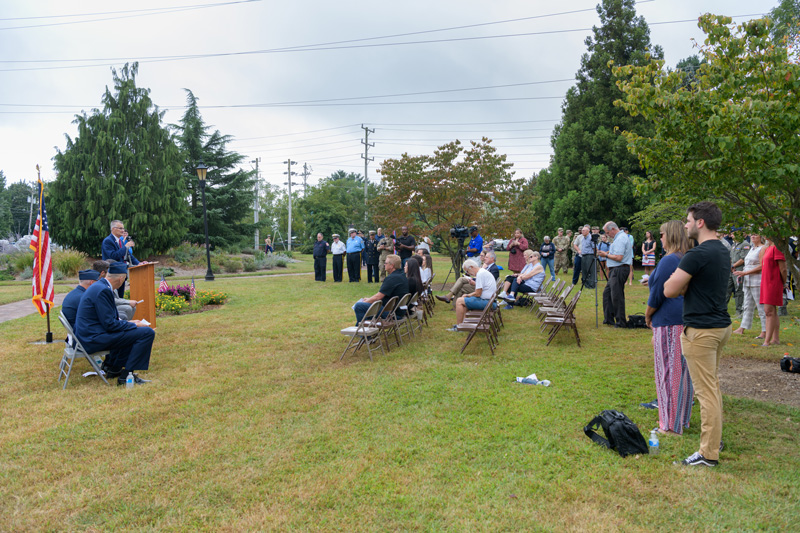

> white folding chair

[
  {"left": 57, "top": 312, "right": 110, "bottom": 389},
  {"left": 339, "top": 301, "right": 385, "bottom": 361}
]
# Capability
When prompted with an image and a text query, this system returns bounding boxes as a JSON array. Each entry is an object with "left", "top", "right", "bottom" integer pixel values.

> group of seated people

[
  {"left": 352, "top": 253, "right": 431, "bottom": 325},
  {"left": 60, "top": 260, "right": 156, "bottom": 386}
]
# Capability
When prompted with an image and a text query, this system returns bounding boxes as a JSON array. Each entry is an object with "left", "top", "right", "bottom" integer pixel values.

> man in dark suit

[
  {"left": 75, "top": 261, "right": 155, "bottom": 385},
  {"left": 61, "top": 269, "right": 100, "bottom": 330},
  {"left": 101, "top": 220, "right": 141, "bottom": 298}
]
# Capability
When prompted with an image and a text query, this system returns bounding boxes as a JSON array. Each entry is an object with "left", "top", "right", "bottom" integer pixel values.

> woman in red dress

[{"left": 759, "top": 239, "right": 788, "bottom": 346}]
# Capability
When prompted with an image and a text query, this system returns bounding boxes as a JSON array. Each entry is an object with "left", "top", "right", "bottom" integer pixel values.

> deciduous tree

[
  {"left": 373, "top": 138, "right": 518, "bottom": 261},
  {"left": 615, "top": 14, "right": 800, "bottom": 277}
]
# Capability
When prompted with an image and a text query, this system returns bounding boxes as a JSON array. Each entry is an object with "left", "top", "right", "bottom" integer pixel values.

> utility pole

[
  {"left": 361, "top": 124, "right": 375, "bottom": 213},
  {"left": 300, "top": 162, "right": 312, "bottom": 197},
  {"left": 283, "top": 159, "right": 298, "bottom": 251},
  {"left": 251, "top": 158, "right": 260, "bottom": 251}
]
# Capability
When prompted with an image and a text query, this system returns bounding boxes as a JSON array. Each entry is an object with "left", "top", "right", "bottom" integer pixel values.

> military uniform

[
  {"left": 377, "top": 235, "right": 394, "bottom": 280},
  {"left": 364, "top": 233, "right": 380, "bottom": 283},
  {"left": 553, "top": 228, "right": 570, "bottom": 275},
  {"left": 728, "top": 238, "right": 750, "bottom": 315}
]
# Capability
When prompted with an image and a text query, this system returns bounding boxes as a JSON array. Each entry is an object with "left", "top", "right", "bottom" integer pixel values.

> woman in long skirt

[{"left": 644, "top": 220, "right": 694, "bottom": 434}]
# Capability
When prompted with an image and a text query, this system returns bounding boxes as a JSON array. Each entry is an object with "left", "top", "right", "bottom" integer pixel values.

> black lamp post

[{"left": 196, "top": 162, "right": 214, "bottom": 281}]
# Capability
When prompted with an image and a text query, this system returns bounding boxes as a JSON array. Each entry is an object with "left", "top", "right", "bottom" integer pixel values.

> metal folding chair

[
  {"left": 57, "top": 312, "right": 110, "bottom": 389},
  {"left": 340, "top": 301, "right": 385, "bottom": 361}
]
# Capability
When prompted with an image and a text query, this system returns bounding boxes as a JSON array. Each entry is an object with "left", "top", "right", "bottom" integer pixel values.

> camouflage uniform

[
  {"left": 728, "top": 238, "right": 750, "bottom": 315},
  {"left": 553, "top": 228, "right": 570, "bottom": 275},
  {"left": 377, "top": 235, "right": 394, "bottom": 281}
]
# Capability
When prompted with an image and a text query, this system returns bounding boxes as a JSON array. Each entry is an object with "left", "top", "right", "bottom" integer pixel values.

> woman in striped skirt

[{"left": 644, "top": 220, "right": 694, "bottom": 434}]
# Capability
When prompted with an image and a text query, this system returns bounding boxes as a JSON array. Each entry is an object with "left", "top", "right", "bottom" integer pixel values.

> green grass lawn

[{"left": 0, "top": 261, "right": 798, "bottom": 530}]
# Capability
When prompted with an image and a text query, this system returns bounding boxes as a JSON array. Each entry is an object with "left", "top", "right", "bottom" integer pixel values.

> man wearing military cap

[
  {"left": 376, "top": 228, "right": 394, "bottom": 281},
  {"left": 553, "top": 227, "right": 570, "bottom": 275},
  {"left": 364, "top": 230, "right": 381, "bottom": 283},
  {"left": 331, "top": 234, "right": 346, "bottom": 282},
  {"left": 346, "top": 228, "right": 365, "bottom": 282},
  {"left": 61, "top": 269, "right": 101, "bottom": 331},
  {"left": 75, "top": 262, "right": 155, "bottom": 385}
]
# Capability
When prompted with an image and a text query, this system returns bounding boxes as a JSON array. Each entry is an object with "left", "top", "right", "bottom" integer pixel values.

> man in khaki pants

[{"left": 664, "top": 201, "right": 731, "bottom": 467}]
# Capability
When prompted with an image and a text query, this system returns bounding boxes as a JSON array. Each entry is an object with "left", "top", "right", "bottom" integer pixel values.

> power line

[{"left": 0, "top": 0, "right": 260, "bottom": 31}]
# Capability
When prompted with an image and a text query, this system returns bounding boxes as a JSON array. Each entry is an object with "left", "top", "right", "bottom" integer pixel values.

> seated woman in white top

[{"left": 497, "top": 250, "right": 545, "bottom": 304}]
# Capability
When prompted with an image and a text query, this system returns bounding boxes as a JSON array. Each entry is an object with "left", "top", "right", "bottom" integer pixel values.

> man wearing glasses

[{"left": 102, "top": 220, "right": 143, "bottom": 298}]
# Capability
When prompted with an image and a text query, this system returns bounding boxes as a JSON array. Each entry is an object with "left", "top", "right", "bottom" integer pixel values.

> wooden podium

[{"left": 129, "top": 263, "right": 156, "bottom": 328}]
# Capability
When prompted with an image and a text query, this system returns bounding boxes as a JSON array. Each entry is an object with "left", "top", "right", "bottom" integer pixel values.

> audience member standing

[
  {"left": 579, "top": 225, "right": 596, "bottom": 289},
  {"left": 377, "top": 229, "right": 394, "bottom": 281},
  {"left": 364, "top": 231, "right": 380, "bottom": 283},
  {"left": 507, "top": 229, "right": 529, "bottom": 274},
  {"left": 553, "top": 228, "right": 570, "bottom": 275},
  {"left": 664, "top": 201, "right": 731, "bottom": 467},
  {"left": 733, "top": 234, "right": 767, "bottom": 339},
  {"left": 644, "top": 220, "right": 693, "bottom": 435},
  {"left": 346, "top": 229, "right": 364, "bottom": 282},
  {"left": 330, "top": 234, "right": 345, "bottom": 282},
  {"left": 312, "top": 233, "right": 329, "bottom": 282},
  {"left": 572, "top": 227, "right": 584, "bottom": 285},
  {"left": 539, "top": 235, "right": 556, "bottom": 281},
  {"left": 642, "top": 231, "right": 657, "bottom": 276},
  {"left": 728, "top": 235, "right": 749, "bottom": 317},
  {"left": 395, "top": 226, "right": 417, "bottom": 268},
  {"left": 599, "top": 222, "right": 632, "bottom": 327},
  {"left": 623, "top": 227, "right": 635, "bottom": 286},
  {"left": 759, "top": 237, "right": 788, "bottom": 346}
]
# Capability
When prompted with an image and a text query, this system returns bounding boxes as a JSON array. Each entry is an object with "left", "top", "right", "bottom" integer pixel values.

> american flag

[
  {"left": 30, "top": 175, "right": 54, "bottom": 316},
  {"left": 190, "top": 277, "right": 197, "bottom": 300},
  {"left": 159, "top": 273, "right": 169, "bottom": 293}
]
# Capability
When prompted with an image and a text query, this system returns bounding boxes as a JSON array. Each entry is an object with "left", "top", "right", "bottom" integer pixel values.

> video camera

[{"left": 450, "top": 225, "right": 470, "bottom": 241}]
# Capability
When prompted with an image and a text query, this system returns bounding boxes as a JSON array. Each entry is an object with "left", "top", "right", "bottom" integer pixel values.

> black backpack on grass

[
  {"left": 584, "top": 410, "right": 649, "bottom": 457},
  {"left": 780, "top": 356, "right": 800, "bottom": 373}
]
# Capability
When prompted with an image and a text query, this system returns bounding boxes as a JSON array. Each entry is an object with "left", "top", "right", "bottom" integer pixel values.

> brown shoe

[{"left": 435, "top": 294, "right": 452, "bottom": 304}]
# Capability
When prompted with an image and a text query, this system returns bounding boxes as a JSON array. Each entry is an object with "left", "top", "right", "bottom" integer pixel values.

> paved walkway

[{"left": 0, "top": 293, "right": 67, "bottom": 324}]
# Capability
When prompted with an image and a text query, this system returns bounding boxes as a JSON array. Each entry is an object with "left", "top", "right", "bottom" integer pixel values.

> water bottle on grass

[
  {"left": 126, "top": 372, "right": 134, "bottom": 389},
  {"left": 648, "top": 430, "right": 659, "bottom": 455}
]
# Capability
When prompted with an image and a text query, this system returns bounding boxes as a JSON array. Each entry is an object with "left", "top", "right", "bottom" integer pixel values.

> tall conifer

[{"left": 51, "top": 63, "right": 187, "bottom": 257}]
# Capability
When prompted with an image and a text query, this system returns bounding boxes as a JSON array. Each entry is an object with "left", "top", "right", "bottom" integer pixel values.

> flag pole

[{"left": 45, "top": 302, "right": 53, "bottom": 343}]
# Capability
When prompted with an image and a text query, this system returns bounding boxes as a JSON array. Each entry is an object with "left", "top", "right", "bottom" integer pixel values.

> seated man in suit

[
  {"left": 75, "top": 261, "right": 155, "bottom": 385},
  {"left": 92, "top": 260, "right": 138, "bottom": 320},
  {"left": 101, "top": 220, "right": 142, "bottom": 298},
  {"left": 61, "top": 269, "right": 101, "bottom": 331}
]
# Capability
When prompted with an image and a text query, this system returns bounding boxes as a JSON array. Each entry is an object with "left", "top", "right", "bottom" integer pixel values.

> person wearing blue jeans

[
  {"left": 540, "top": 235, "right": 556, "bottom": 281},
  {"left": 352, "top": 254, "right": 409, "bottom": 325}
]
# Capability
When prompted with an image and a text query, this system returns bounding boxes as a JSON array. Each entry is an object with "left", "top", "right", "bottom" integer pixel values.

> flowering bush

[
  {"left": 193, "top": 290, "right": 228, "bottom": 306},
  {"left": 158, "top": 284, "right": 193, "bottom": 301},
  {"left": 155, "top": 293, "right": 189, "bottom": 314}
]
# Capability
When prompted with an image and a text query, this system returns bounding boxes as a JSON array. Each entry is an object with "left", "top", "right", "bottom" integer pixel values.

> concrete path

[{"left": 0, "top": 293, "right": 67, "bottom": 324}]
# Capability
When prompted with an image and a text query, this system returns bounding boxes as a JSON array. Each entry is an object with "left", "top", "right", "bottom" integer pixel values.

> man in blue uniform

[
  {"left": 346, "top": 228, "right": 364, "bottom": 282},
  {"left": 364, "top": 230, "right": 380, "bottom": 283},
  {"left": 466, "top": 226, "right": 483, "bottom": 258},
  {"left": 61, "top": 269, "right": 101, "bottom": 330},
  {"left": 101, "top": 220, "right": 140, "bottom": 298},
  {"left": 75, "top": 262, "right": 155, "bottom": 385}
]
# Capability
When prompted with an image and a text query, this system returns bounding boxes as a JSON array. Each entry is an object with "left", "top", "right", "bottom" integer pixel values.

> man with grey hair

[
  {"left": 448, "top": 258, "right": 496, "bottom": 331},
  {"left": 598, "top": 221, "right": 633, "bottom": 327},
  {"left": 579, "top": 225, "right": 597, "bottom": 289},
  {"left": 92, "top": 260, "right": 138, "bottom": 320},
  {"left": 483, "top": 250, "right": 500, "bottom": 280}
]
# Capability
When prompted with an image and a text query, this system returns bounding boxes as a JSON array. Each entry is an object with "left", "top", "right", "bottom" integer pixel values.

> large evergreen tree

[
  {"left": 6, "top": 181, "right": 35, "bottom": 237},
  {"left": 0, "top": 171, "right": 12, "bottom": 238},
  {"left": 533, "top": 0, "right": 661, "bottom": 232},
  {"left": 174, "top": 90, "right": 256, "bottom": 250},
  {"left": 51, "top": 63, "right": 187, "bottom": 257}
]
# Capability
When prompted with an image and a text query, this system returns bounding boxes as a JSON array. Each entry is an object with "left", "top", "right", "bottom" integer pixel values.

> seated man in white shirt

[{"left": 448, "top": 258, "right": 497, "bottom": 331}]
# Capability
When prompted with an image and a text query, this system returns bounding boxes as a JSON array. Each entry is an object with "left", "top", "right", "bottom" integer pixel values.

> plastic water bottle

[
  {"left": 648, "top": 430, "right": 659, "bottom": 455},
  {"left": 125, "top": 372, "right": 135, "bottom": 389},
  {"left": 516, "top": 376, "right": 551, "bottom": 387}
]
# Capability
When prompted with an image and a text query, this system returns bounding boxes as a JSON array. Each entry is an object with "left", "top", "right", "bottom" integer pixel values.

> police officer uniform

[{"left": 364, "top": 230, "right": 380, "bottom": 283}]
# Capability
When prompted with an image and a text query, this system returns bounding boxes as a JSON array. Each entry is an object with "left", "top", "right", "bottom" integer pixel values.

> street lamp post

[{"left": 196, "top": 162, "right": 214, "bottom": 281}]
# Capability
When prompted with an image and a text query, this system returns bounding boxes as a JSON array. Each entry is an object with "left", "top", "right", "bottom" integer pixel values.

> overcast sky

[{"left": 0, "top": 0, "right": 780, "bottom": 191}]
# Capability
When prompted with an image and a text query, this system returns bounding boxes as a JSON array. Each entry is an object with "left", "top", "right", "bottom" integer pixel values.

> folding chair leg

[
  {"left": 340, "top": 335, "right": 360, "bottom": 361},
  {"left": 460, "top": 330, "right": 477, "bottom": 354}
]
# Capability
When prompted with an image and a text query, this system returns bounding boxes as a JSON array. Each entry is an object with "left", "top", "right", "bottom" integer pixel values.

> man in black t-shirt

[
  {"left": 664, "top": 201, "right": 731, "bottom": 468},
  {"left": 352, "top": 254, "right": 409, "bottom": 325},
  {"left": 395, "top": 226, "right": 416, "bottom": 268}
]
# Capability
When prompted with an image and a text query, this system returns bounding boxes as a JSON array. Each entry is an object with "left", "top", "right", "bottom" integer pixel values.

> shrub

[
  {"left": 169, "top": 242, "right": 207, "bottom": 266},
  {"left": 253, "top": 250, "right": 266, "bottom": 261},
  {"left": 53, "top": 269, "right": 65, "bottom": 281},
  {"left": 242, "top": 256, "right": 257, "bottom": 272},
  {"left": 0, "top": 267, "right": 14, "bottom": 281},
  {"left": 297, "top": 243, "right": 314, "bottom": 255},
  {"left": 19, "top": 266, "right": 33, "bottom": 280},
  {"left": 156, "top": 266, "right": 175, "bottom": 277},
  {"left": 52, "top": 249, "right": 87, "bottom": 277},
  {"left": 155, "top": 293, "right": 189, "bottom": 315},
  {"left": 240, "top": 247, "right": 260, "bottom": 255},
  {"left": 193, "top": 290, "right": 228, "bottom": 306},
  {"left": 281, "top": 250, "right": 294, "bottom": 259},
  {"left": 11, "top": 252, "right": 35, "bottom": 274},
  {"left": 222, "top": 257, "right": 243, "bottom": 273}
]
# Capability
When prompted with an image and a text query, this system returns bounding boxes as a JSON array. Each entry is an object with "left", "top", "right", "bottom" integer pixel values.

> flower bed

[{"left": 155, "top": 287, "right": 228, "bottom": 315}]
